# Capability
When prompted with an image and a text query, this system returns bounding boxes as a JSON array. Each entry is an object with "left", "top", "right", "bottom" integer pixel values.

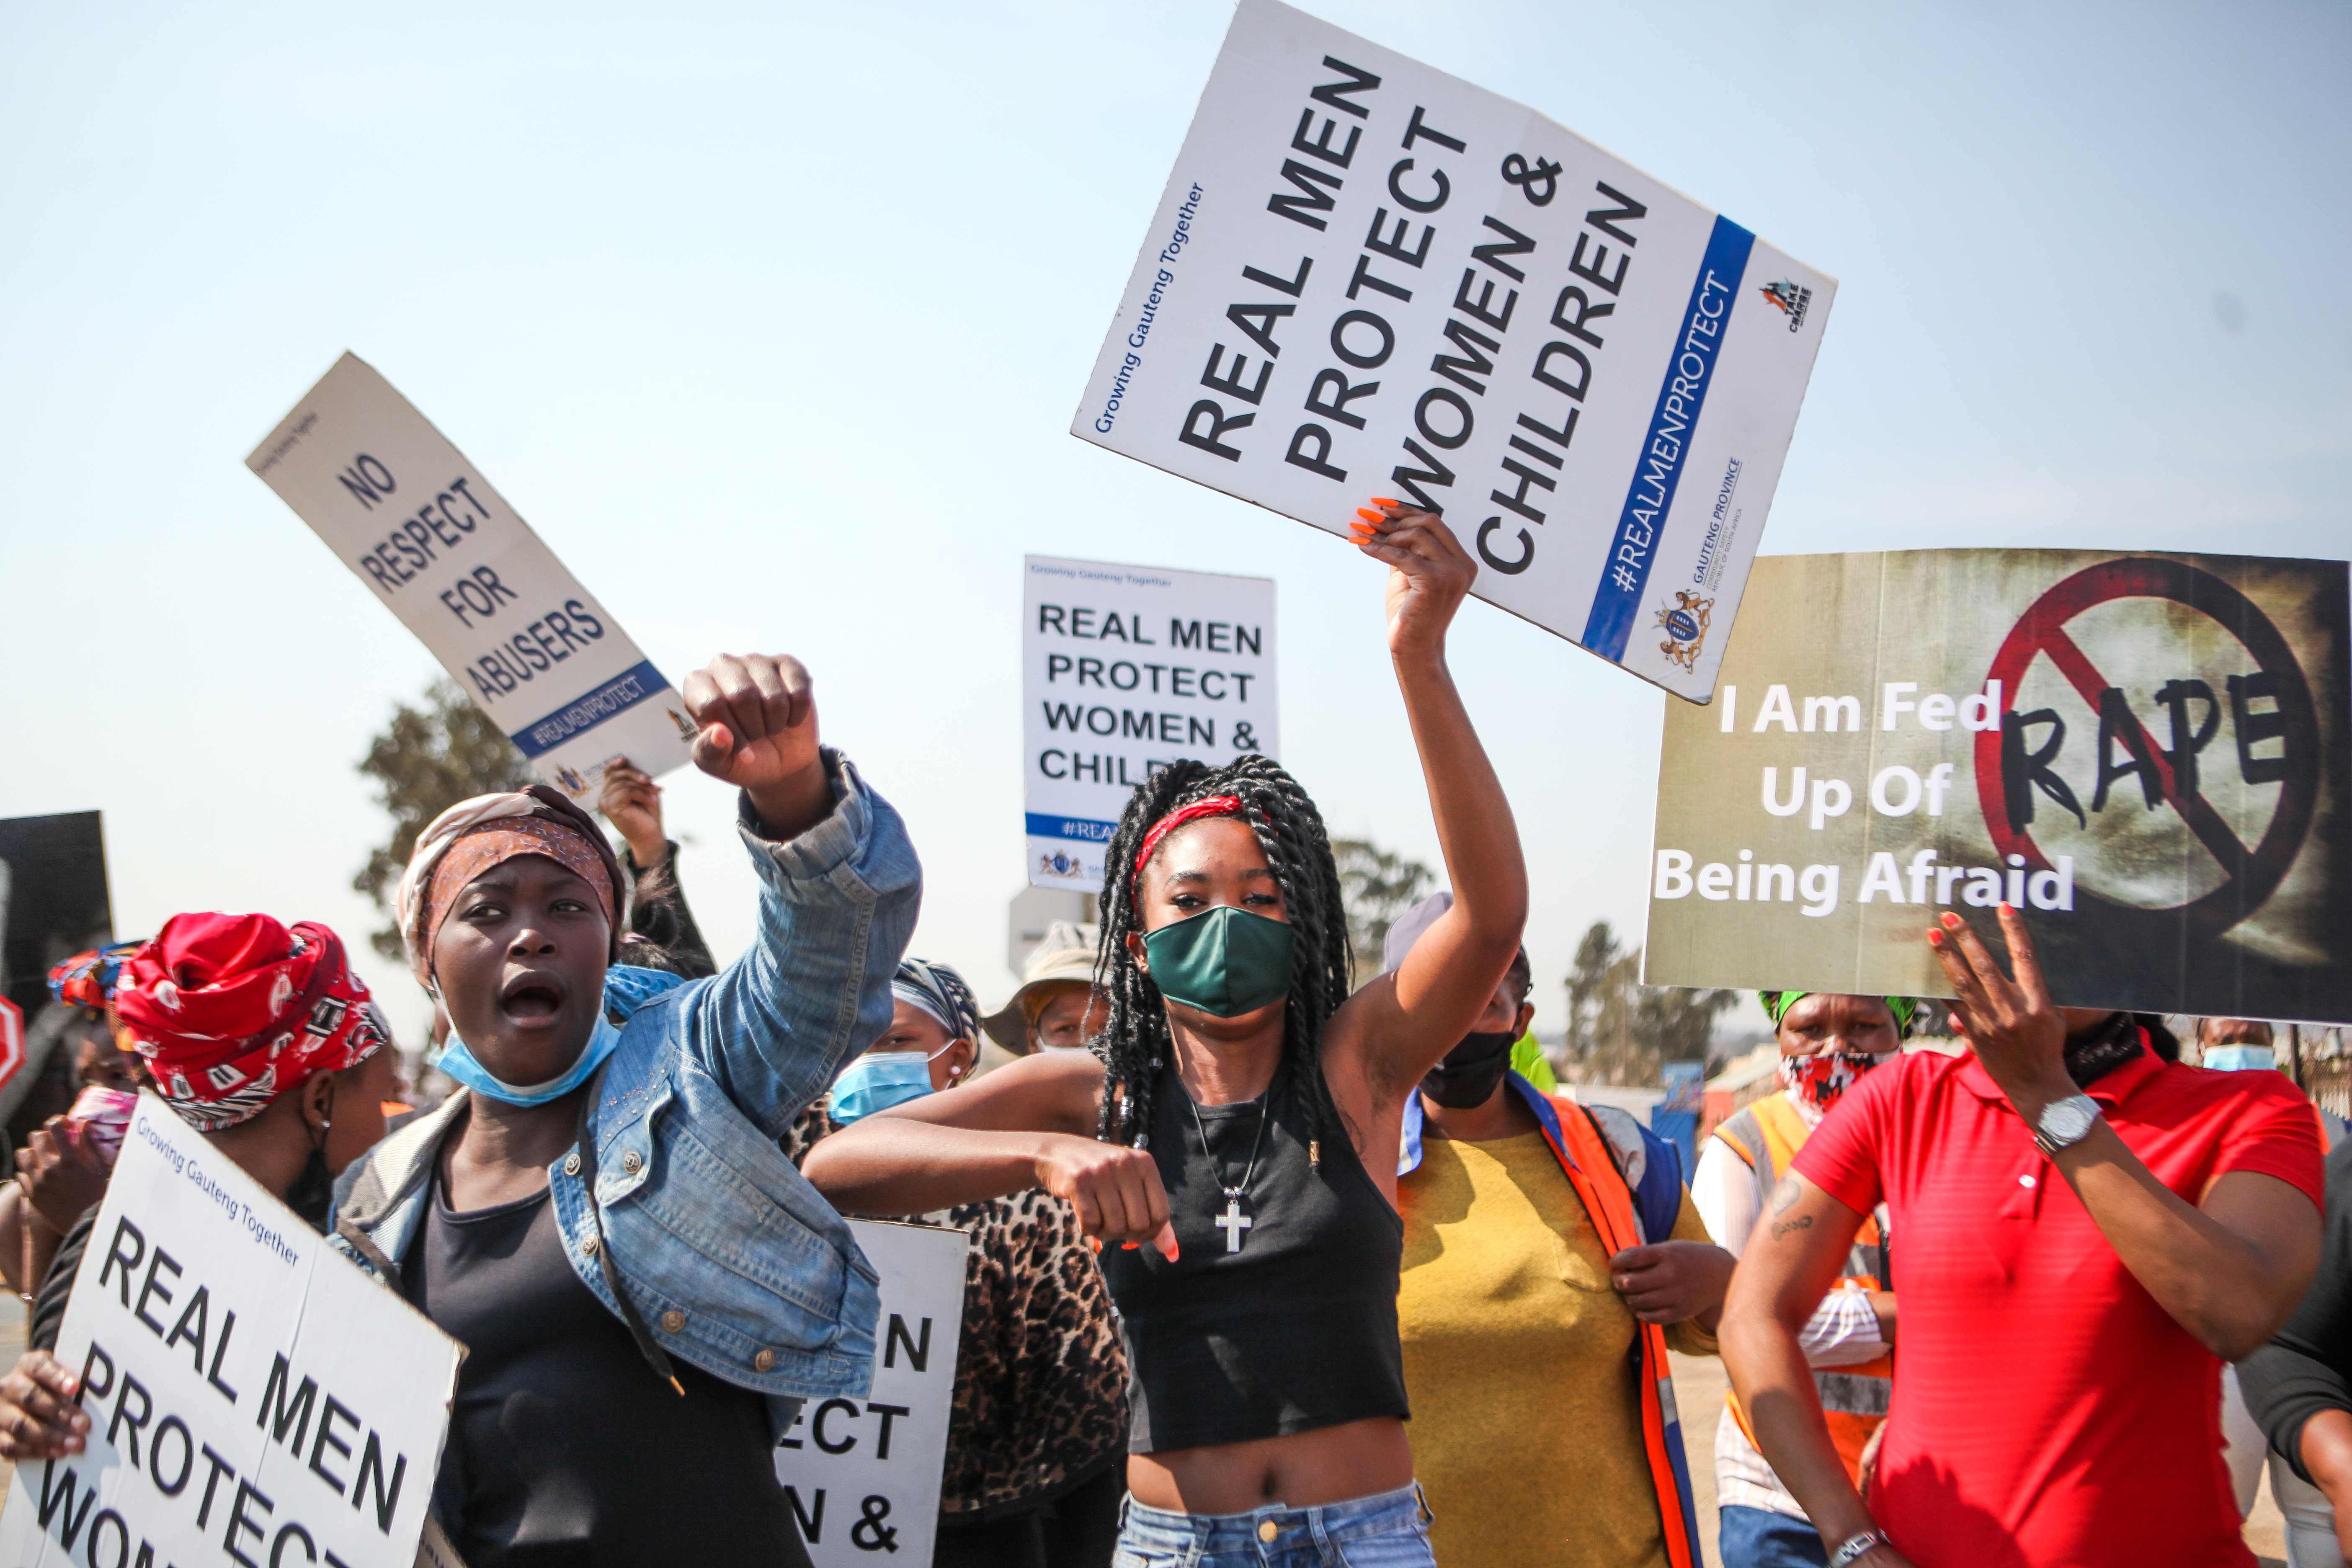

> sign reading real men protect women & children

[
  {"left": 248, "top": 353, "right": 696, "bottom": 801},
  {"left": 1074, "top": 0, "right": 1834, "bottom": 702},
  {"left": 0, "top": 1093, "right": 460, "bottom": 1568},
  {"left": 1024, "top": 556, "right": 1278, "bottom": 890},
  {"left": 1642, "top": 549, "right": 2352, "bottom": 1024}
]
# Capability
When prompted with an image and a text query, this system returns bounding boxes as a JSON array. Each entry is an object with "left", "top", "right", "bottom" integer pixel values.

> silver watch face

[{"left": 2038, "top": 1095, "right": 2099, "bottom": 1145}]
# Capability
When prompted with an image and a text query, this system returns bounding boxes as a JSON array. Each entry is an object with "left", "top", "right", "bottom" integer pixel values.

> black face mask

[
  {"left": 2063, "top": 1011, "right": 2143, "bottom": 1090},
  {"left": 286, "top": 1145, "right": 334, "bottom": 1234},
  {"left": 1421, "top": 1031, "right": 1517, "bottom": 1109}
]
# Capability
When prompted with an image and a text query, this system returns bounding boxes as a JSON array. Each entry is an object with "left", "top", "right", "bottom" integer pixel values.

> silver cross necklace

[{"left": 1187, "top": 1081, "right": 1271, "bottom": 1254}]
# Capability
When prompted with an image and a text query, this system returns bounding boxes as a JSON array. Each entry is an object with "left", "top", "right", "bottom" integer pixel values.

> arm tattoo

[
  {"left": 1769, "top": 1213, "right": 1816, "bottom": 1242},
  {"left": 1768, "top": 1176, "right": 1803, "bottom": 1216}
]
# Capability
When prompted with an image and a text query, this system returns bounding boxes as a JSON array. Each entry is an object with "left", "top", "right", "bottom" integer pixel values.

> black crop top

[{"left": 1095, "top": 1071, "right": 1408, "bottom": 1453}]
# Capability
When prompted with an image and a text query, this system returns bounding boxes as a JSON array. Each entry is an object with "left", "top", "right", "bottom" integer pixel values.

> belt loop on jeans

[{"left": 1414, "top": 1481, "right": 1434, "bottom": 1526}]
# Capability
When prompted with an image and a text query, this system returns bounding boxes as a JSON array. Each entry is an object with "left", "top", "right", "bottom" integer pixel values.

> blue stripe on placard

[
  {"left": 511, "top": 660, "right": 670, "bottom": 758},
  {"left": 1581, "top": 215, "right": 1756, "bottom": 660},
  {"left": 1026, "top": 813, "right": 1121, "bottom": 844}
]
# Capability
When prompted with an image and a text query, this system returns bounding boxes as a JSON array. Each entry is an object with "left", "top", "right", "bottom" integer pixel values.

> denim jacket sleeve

[{"left": 678, "top": 748, "right": 921, "bottom": 1138}]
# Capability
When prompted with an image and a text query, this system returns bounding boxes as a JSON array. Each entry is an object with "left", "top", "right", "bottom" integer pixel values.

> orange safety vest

[
  {"left": 1526, "top": 1087, "right": 1702, "bottom": 1568},
  {"left": 1712, "top": 1093, "right": 1893, "bottom": 1484}
]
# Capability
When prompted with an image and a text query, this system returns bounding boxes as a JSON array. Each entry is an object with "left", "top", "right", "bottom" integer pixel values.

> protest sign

[
  {"left": 0, "top": 1092, "right": 460, "bottom": 1568},
  {"left": 247, "top": 353, "right": 696, "bottom": 802},
  {"left": 1023, "top": 555, "right": 1278, "bottom": 890},
  {"left": 1073, "top": 0, "right": 1833, "bottom": 702},
  {"left": 1642, "top": 550, "right": 2352, "bottom": 1022},
  {"left": 0, "top": 811, "right": 111, "bottom": 1024},
  {"left": 776, "top": 1220, "right": 968, "bottom": 1568}
]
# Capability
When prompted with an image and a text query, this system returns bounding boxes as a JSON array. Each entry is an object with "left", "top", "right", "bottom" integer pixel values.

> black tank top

[{"left": 1096, "top": 1070, "right": 1408, "bottom": 1453}]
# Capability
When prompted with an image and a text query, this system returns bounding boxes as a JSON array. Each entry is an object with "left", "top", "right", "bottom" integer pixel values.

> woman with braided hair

[{"left": 805, "top": 500, "right": 1527, "bottom": 1568}]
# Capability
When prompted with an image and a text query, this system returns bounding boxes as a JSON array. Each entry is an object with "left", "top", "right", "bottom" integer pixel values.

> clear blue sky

[{"left": 3, "top": 0, "right": 2346, "bottom": 1046}]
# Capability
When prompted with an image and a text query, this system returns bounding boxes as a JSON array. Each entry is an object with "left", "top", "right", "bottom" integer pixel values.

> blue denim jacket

[{"left": 330, "top": 750, "right": 920, "bottom": 1416}]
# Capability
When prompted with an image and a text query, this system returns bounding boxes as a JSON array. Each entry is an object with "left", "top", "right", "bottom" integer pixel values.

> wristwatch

[
  {"left": 1829, "top": 1529, "right": 1888, "bottom": 1566},
  {"left": 2032, "top": 1092, "right": 2102, "bottom": 1155}
]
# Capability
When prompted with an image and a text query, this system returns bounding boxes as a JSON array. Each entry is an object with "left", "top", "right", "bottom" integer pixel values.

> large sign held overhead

[
  {"left": 248, "top": 353, "right": 696, "bottom": 802},
  {"left": 777, "top": 1220, "right": 968, "bottom": 1568},
  {"left": 1023, "top": 555, "right": 1279, "bottom": 890},
  {"left": 1642, "top": 550, "right": 2352, "bottom": 1023},
  {"left": 1073, "top": 0, "right": 1833, "bottom": 702},
  {"left": 0, "top": 1093, "right": 461, "bottom": 1568}
]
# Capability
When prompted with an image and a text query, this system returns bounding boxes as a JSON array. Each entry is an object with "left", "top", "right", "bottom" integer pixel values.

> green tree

[
  {"left": 1558, "top": 919, "right": 1740, "bottom": 1086},
  {"left": 353, "top": 679, "right": 535, "bottom": 960},
  {"left": 1331, "top": 837, "right": 1435, "bottom": 986}
]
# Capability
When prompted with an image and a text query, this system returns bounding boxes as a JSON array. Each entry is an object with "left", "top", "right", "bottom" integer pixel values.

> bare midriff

[{"left": 1124, "top": 1415, "right": 1414, "bottom": 1514}]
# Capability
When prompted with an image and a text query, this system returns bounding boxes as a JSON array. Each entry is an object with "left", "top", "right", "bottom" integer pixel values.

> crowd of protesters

[{"left": 0, "top": 497, "right": 2339, "bottom": 1568}]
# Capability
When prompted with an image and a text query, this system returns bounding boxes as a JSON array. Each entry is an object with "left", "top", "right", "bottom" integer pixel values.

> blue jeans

[
  {"left": 1113, "top": 1483, "right": 1436, "bottom": 1567},
  {"left": 1717, "top": 1506, "right": 1828, "bottom": 1568}
]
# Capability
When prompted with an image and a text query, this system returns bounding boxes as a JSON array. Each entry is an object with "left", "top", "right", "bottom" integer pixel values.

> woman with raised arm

[
  {"left": 333, "top": 651, "right": 920, "bottom": 1568},
  {"left": 1718, "top": 906, "right": 2324, "bottom": 1568},
  {"left": 804, "top": 500, "right": 1526, "bottom": 1568}
]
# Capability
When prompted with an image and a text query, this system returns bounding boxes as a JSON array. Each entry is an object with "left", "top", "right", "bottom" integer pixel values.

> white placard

[
  {"left": 0, "top": 1093, "right": 461, "bottom": 1568},
  {"left": 247, "top": 353, "right": 697, "bottom": 801},
  {"left": 776, "top": 1220, "right": 968, "bottom": 1568},
  {"left": 1073, "top": 0, "right": 1835, "bottom": 702},
  {"left": 1023, "top": 555, "right": 1279, "bottom": 890}
]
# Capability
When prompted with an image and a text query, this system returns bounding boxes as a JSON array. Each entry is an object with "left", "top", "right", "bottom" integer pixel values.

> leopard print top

[{"left": 785, "top": 1106, "right": 1129, "bottom": 1514}]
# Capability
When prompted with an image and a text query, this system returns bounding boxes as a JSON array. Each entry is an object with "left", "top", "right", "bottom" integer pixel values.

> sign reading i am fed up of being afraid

[
  {"left": 1024, "top": 556, "right": 1278, "bottom": 891},
  {"left": 0, "top": 1093, "right": 460, "bottom": 1568},
  {"left": 248, "top": 353, "right": 696, "bottom": 802},
  {"left": 1642, "top": 549, "right": 2352, "bottom": 1023},
  {"left": 1074, "top": 0, "right": 1834, "bottom": 702}
]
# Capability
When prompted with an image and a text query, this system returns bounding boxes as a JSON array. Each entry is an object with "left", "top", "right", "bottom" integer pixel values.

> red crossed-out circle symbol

[{"left": 1973, "top": 557, "right": 2321, "bottom": 939}]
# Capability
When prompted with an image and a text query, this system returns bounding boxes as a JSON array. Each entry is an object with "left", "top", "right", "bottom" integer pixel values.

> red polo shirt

[{"left": 1794, "top": 1044, "right": 2323, "bottom": 1568}]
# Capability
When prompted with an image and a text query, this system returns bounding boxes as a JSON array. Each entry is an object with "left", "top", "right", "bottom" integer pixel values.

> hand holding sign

[
  {"left": 0, "top": 1350, "right": 88, "bottom": 1461},
  {"left": 1351, "top": 501, "right": 1475, "bottom": 662},
  {"left": 683, "top": 654, "right": 828, "bottom": 839},
  {"left": 1928, "top": 905, "right": 2073, "bottom": 1114}
]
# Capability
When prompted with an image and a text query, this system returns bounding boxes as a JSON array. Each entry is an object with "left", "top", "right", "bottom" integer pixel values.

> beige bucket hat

[{"left": 981, "top": 921, "right": 1101, "bottom": 1052}]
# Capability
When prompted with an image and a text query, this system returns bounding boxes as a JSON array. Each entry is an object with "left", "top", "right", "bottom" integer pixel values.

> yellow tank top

[{"left": 1399, "top": 1131, "right": 1697, "bottom": 1568}]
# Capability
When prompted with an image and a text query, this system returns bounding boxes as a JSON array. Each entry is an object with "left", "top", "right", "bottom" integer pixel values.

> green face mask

[{"left": 1141, "top": 905, "right": 1297, "bottom": 1018}]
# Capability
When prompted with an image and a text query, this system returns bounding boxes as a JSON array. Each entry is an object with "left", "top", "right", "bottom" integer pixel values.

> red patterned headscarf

[{"left": 113, "top": 914, "right": 384, "bottom": 1132}]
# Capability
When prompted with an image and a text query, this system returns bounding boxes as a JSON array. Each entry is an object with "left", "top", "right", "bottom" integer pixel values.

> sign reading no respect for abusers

[
  {"left": 1642, "top": 549, "right": 2352, "bottom": 1023},
  {"left": 1024, "top": 556, "right": 1279, "bottom": 891},
  {"left": 248, "top": 353, "right": 695, "bottom": 801},
  {"left": 1073, "top": 0, "right": 1834, "bottom": 702},
  {"left": 0, "top": 1093, "right": 461, "bottom": 1568}
]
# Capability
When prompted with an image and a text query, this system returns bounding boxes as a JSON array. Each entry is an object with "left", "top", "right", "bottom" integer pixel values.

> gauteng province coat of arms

[{"left": 1655, "top": 590, "right": 1714, "bottom": 672}]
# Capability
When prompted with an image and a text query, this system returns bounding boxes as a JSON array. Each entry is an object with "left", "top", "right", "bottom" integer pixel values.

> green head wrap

[{"left": 1759, "top": 990, "right": 1918, "bottom": 1039}]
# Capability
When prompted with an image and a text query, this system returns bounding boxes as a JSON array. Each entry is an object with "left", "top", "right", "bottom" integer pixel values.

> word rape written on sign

[
  {"left": 248, "top": 353, "right": 695, "bottom": 802},
  {"left": 0, "top": 1093, "right": 460, "bottom": 1568},
  {"left": 1073, "top": 0, "right": 1834, "bottom": 702},
  {"left": 1642, "top": 550, "right": 2352, "bottom": 1023},
  {"left": 1023, "top": 555, "right": 1279, "bottom": 890},
  {"left": 776, "top": 1221, "right": 968, "bottom": 1568}
]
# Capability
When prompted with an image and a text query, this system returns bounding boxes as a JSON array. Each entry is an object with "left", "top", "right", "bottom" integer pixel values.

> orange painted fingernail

[
  {"left": 1940, "top": 912, "right": 1963, "bottom": 929},
  {"left": 1926, "top": 930, "right": 1944, "bottom": 946},
  {"left": 1120, "top": 1241, "right": 1139, "bottom": 1250},
  {"left": 1355, "top": 507, "right": 1383, "bottom": 524},
  {"left": 1998, "top": 901, "right": 2015, "bottom": 914},
  {"left": 1370, "top": 496, "right": 1400, "bottom": 507}
]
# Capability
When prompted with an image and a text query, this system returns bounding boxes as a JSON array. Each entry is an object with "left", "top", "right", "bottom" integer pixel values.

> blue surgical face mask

[
  {"left": 438, "top": 1012, "right": 624, "bottom": 1107},
  {"left": 2204, "top": 1044, "right": 2277, "bottom": 1073},
  {"left": 832, "top": 1049, "right": 946, "bottom": 1124}
]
